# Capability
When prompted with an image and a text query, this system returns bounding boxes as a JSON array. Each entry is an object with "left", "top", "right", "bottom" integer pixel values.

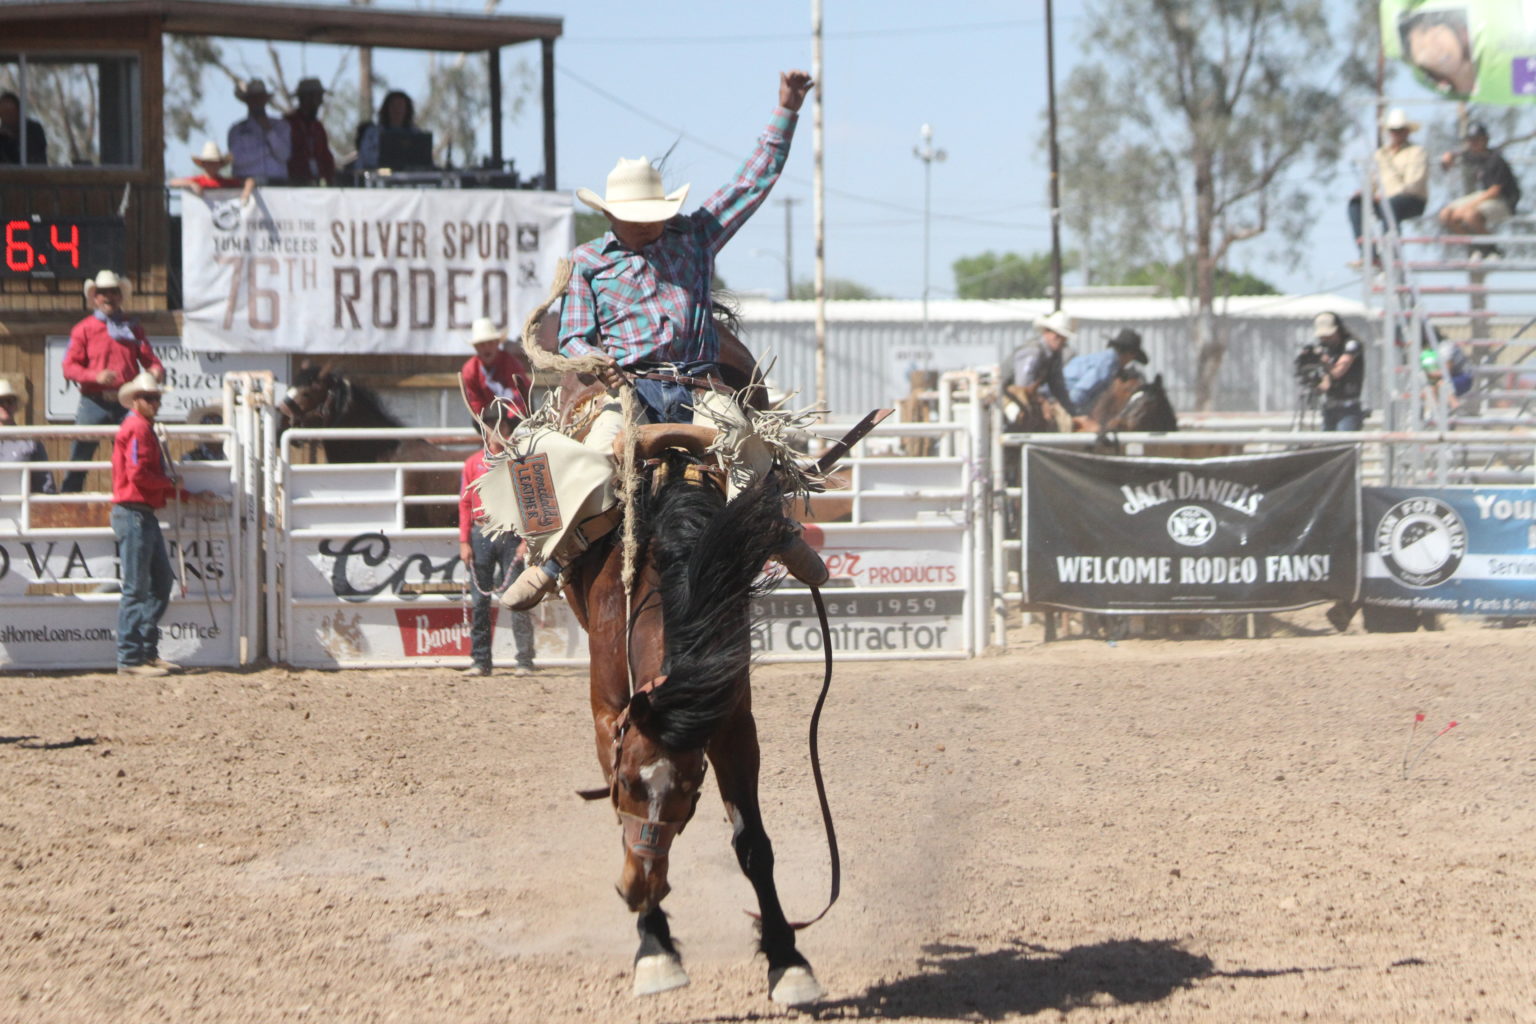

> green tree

[
  {"left": 574, "top": 211, "right": 607, "bottom": 245},
  {"left": 1121, "top": 261, "right": 1277, "bottom": 297},
  {"left": 1056, "top": 0, "right": 1374, "bottom": 407},
  {"left": 790, "top": 277, "right": 884, "bottom": 300},
  {"left": 951, "top": 251, "right": 1076, "bottom": 299}
]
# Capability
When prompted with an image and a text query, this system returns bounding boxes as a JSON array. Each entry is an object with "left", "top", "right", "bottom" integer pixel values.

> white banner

[
  {"left": 46, "top": 337, "right": 288, "bottom": 423},
  {"left": 181, "top": 188, "right": 574, "bottom": 355}
]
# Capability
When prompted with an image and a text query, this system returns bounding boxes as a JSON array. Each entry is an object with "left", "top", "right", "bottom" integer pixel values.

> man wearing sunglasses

[{"left": 111, "top": 372, "right": 215, "bottom": 678}]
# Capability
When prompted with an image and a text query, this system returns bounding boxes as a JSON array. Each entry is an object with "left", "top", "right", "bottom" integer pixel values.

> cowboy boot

[
  {"left": 500, "top": 561, "right": 561, "bottom": 611},
  {"left": 776, "top": 531, "right": 829, "bottom": 587}
]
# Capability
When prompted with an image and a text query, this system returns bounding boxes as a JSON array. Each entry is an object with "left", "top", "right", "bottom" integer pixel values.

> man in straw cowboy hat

[
  {"left": 496, "top": 69, "right": 826, "bottom": 611},
  {"left": 1010, "top": 309, "right": 1083, "bottom": 432},
  {"left": 110, "top": 372, "right": 217, "bottom": 677},
  {"left": 286, "top": 77, "right": 336, "bottom": 185},
  {"left": 1347, "top": 107, "right": 1429, "bottom": 264},
  {"left": 60, "top": 270, "right": 165, "bottom": 492},
  {"left": 460, "top": 317, "right": 533, "bottom": 425},
  {"left": 0, "top": 377, "right": 57, "bottom": 495},
  {"left": 169, "top": 141, "right": 257, "bottom": 203},
  {"left": 228, "top": 78, "right": 290, "bottom": 182}
]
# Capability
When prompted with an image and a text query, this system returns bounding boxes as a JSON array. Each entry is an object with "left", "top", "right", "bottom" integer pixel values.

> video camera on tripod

[{"left": 1293, "top": 343, "right": 1328, "bottom": 389}]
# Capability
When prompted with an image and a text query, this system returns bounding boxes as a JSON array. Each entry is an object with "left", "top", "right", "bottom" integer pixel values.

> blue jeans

[
  {"left": 1323, "top": 401, "right": 1363, "bottom": 432},
  {"left": 470, "top": 525, "right": 534, "bottom": 669},
  {"left": 1347, "top": 192, "right": 1427, "bottom": 243},
  {"left": 63, "top": 393, "right": 128, "bottom": 493},
  {"left": 631, "top": 361, "right": 722, "bottom": 424},
  {"left": 112, "top": 503, "right": 174, "bottom": 667}
]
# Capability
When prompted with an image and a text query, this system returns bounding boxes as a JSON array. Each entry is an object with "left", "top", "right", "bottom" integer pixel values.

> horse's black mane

[
  {"left": 1119, "top": 375, "right": 1177, "bottom": 432},
  {"left": 642, "top": 451, "right": 792, "bottom": 751}
]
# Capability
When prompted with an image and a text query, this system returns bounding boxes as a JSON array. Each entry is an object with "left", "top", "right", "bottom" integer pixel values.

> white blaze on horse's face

[{"left": 613, "top": 743, "right": 706, "bottom": 913}]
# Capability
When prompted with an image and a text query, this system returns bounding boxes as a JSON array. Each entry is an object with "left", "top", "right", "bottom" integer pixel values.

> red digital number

[
  {"left": 5, "top": 220, "right": 36, "bottom": 272},
  {"left": 50, "top": 223, "right": 81, "bottom": 269}
]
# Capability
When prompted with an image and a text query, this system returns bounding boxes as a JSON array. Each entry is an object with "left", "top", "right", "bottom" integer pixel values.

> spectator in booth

[
  {"left": 459, "top": 403, "right": 536, "bottom": 677},
  {"left": 111, "top": 373, "right": 215, "bottom": 678},
  {"left": 356, "top": 90, "right": 428, "bottom": 171},
  {"left": 61, "top": 270, "right": 166, "bottom": 493},
  {"left": 1011, "top": 309, "right": 1081, "bottom": 431},
  {"left": 169, "top": 140, "right": 256, "bottom": 203},
  {"left": 1439, "top": 121, "right": 1522, "bottom": 260},
  {"left": 286, "top": 78, "right": 336, "bottom": 185},
  {"left": 1347, "top": 108, "right": 1429, "bottom": 264},
  {"left": 228, "top": 78, "right": 290, "bottom": 183},
  {"left": 0, "top": 378, "right": 56, "bottom": 495},
  {"left": 1312, "top": 312, "right": 1365, "bottom": 432},
  {"left": 1062, "top": 328, "right": 1149, "bottom": 418},
  {"left": 0, "top": 90, "right": 48, "bottom": 165},
  {"left": 460, "top": 317, "right": 533, "bottom": 425}
]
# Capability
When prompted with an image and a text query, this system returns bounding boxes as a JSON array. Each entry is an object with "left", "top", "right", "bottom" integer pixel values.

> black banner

[{"left": 1025, "top": 446, "right": 1360, "bottom": 613}]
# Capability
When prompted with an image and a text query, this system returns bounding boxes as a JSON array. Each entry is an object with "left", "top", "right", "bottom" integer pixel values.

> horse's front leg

[{"left": 708, "top": 706, "right": 824, "bottom": 1005}]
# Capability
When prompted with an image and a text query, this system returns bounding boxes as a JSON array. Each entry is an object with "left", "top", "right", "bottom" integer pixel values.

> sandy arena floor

[{"left": 3, "top": 613, "right": 1535, "bottom": 1023}]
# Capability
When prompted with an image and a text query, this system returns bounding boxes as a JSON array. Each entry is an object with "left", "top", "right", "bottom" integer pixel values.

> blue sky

[{"left": 173, "top": 0, "right": 1399, "bottom": 303}]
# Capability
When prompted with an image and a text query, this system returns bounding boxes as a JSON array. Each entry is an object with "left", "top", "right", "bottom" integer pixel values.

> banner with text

[
  {"left": 181, "top": 188, "right": 574, "bottom": 354},
  {"left": 46, "top": 337, "right": 287, "bottom": 423},
  {"left": 1025, "top": 446, "right": 1360, "bottom": 613},
  {"left": 1362, "top": 487, "right": 1536, "bottom": 615},
  {"left": 1383, "top": 0, "right": 1536, "bottom": 104}
]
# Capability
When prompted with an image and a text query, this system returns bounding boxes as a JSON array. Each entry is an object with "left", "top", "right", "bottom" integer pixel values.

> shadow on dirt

[
  {"left": 1, "top": 735, "right": 99, "bottom": 750},
  {"left": 806, "top": 937, "right": 1323, "bottom": 1020}
]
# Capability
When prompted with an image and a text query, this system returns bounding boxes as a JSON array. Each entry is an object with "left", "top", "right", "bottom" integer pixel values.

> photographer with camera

[{"left": 1305, "top": 312, "right": 1365, "bottom": 432}]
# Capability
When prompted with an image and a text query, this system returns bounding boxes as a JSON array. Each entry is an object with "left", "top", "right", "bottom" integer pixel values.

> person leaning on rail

[
  {"left": 60, "top": 270, "right": 166, "bottom": 493},
  {"left": 0, "top": 378, "right": 57, "bottom": 495},
  {"left": 1347, "top": 108, "right": 1428, "bottom": 268},
  {"left": 496, "top": 69, "right": 828, "bottom": 612},
  {"left": 110, "top": 373, "right": 218, "bottom": 678}
]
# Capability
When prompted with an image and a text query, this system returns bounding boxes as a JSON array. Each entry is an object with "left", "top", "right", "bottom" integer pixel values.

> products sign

[
  {"left": 45, "top": 337, "right": 288, "bottom": 423},
  {"left": 1362, "top": 487, "right": 1536, "bottom": 615},
  {"left": 180, "top": 188, "right": 574, "bottom": 355},
  {"left": 1025, "top": 446, "right": 1360, "bottom": 613}
]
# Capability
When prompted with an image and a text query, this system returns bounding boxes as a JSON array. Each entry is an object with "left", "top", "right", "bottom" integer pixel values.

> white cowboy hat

[
  {"left": 0, "top": 378, "right": 19, "bottom": 400},
  {"left": 1382, "top": 108, "right": 1420, "bottom": 132},
  {"left": 235, "top": 77, "right": 272, "bottom": 102},
  {"left": 193, "top": 140, "right": 231, "bottom": 167},
  {"left": 576, "top": 157, "right": 690, "bottom": 224},
  {"left": 1034, "top": 309, "right": 1075, "bottom": 340},
  {"left": 469, "top": 317, "right": 506, "bottom": 346},
  {"left": 117, "top": 370, "right": 165, "bottom": 406},
  {"left": 83, "top": 269, "right": 131, "bottom": 301}
]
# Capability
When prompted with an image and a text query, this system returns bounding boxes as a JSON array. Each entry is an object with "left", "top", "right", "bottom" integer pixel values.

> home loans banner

[
  {"left": 1362, "top": 487, "right": 1536, "bottom": 615},
  {"left": 181, "top": 188, "right": 574, "bottom": 355},
  {"left": 1025, "top": 446, "right": 1360, "bottom": 613}
]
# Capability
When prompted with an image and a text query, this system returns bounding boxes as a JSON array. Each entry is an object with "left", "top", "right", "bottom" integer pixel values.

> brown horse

[{"left": 558, "top": 423, "right": 824, "bottom": 1005}]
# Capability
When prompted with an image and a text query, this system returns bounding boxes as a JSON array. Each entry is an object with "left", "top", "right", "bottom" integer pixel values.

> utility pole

[
  {"left": 1045, "top": 0, "right": 1063, "bottom": 311},
  {"left": 913, "top": 123, "right": 945, "bottom": 342},
  {"left": 812, "top": 0, "right": 827, "bottom": 412},
  {"left": 777, "top": 196, "right": 798, "bottom": 300}
]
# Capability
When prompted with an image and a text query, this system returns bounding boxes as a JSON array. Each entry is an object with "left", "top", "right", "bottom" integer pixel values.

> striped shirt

[{"left": 558, "top": 107, "right": 798, "bottom": 367}]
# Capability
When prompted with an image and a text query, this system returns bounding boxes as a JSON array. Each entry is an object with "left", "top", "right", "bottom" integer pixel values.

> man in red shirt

[
  {"left": 458, "top": 405, "right": 535, "bottom": 676},
  {"left": 61, "top": 270, "right": 166, "bottom": 493},
  {"left": 460, "top": 317, "right": 533, "bottom": 426},
  {"left": 286, "top": 78, "right": 336, "bottom": 185},
  {"left": 111, "top": 372, "right": 213, "bottom": 678}
]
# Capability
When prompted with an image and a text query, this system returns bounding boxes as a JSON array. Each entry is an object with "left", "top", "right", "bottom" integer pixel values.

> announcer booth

[{"left": 1, "top": 1, "right": 566, "bottom": 669}]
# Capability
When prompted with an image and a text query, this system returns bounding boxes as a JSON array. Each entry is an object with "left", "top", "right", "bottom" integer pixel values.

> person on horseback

[
  {"left": 1009, "top": 309, "right": 1084, "bottom": 432},
  {"left": 1062, "top": 328, "right": 1149, "bottom": 420},
  {"left": 499, "top": 69, "right": 827, "bottom": 611}
]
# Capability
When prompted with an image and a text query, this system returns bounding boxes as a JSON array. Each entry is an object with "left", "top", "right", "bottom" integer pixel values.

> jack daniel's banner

[{"left": 1025, "top": 446, "right": 1360, "bottom": 613}]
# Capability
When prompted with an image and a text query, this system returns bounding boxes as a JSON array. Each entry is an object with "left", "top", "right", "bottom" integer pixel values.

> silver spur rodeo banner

[{"left": 1024, "top": 446, "right": 1361, "bottom": 614}]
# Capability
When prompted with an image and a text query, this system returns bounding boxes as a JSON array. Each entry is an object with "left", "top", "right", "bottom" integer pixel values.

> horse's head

[
  {"left": 1100, "top": 372, "right": 1178, "bottom": 440},
  {"left": 603, "top": 684, "right": 709, "bottom": 912},
  {"left": 279, "top": 359, "right": 346, "bottom": 427}
]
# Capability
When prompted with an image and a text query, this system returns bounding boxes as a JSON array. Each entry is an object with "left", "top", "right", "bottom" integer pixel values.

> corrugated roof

[
  {"left": 0, "top": 0, "right": 562, "bottom": 50},
  {"left": 735, "top": 293, "right": 1374, "bottom": 324}
]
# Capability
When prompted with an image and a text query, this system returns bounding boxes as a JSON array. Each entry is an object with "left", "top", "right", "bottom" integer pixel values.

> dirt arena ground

[{"left": 4, "top": 611, "right": 1535, "bottom": 1023}]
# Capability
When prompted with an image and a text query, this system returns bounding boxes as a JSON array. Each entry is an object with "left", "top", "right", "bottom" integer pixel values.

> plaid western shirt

[{"left": 558, "top": 107, "right": 798, "bottom": 367}]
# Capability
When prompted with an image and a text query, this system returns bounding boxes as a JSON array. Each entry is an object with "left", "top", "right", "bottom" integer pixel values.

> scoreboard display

[{"left": 2, "top": 216, "right": 127, "bottom": 279}]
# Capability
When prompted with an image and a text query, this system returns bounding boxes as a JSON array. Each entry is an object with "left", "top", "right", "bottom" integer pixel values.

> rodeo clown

[{"left": 482, "top": 69, "right": 828, "bottom": 612}]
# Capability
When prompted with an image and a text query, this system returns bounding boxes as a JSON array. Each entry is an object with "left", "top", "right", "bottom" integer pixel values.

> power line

[
  {"left": 565, "top": 18, "right": 1054, "bottom": 45},
  {"left": 556, "top": 65, "right": 1043, "bottom": 230}
]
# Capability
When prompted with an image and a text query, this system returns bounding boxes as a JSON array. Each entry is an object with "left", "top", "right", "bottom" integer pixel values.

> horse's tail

[{"left": 645, "top": 454, "right": 793, "bottom": 751}]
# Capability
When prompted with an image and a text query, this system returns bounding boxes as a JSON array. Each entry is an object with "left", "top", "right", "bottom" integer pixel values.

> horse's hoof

[
  {"left": 633, "top": 953, "right": 690, "bottom": 996},
  {"left": 769, "top": 964, "right": 825, "bottom": 1005}
]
